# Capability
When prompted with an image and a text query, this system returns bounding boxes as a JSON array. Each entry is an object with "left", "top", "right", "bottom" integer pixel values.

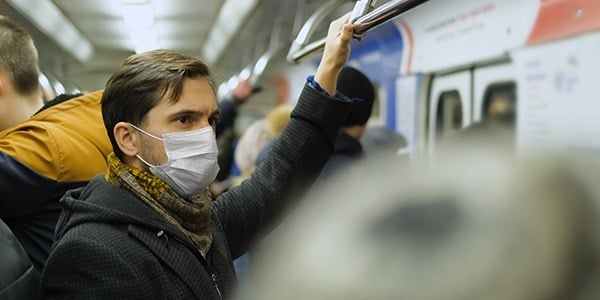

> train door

[
  {"left": 428, "top": 71, "right": 472, "bottom": 154},
  {"left": 473, "top": 64, "right": 517, "bottom": 127}
]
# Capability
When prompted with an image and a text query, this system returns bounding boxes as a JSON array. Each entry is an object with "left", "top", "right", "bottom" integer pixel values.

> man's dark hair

[
  {"left": 101, "top": 49, "right": 215, "bottom": 159},
  {"left": 0, "top": 16, "right": 40, "bottom": 96}
]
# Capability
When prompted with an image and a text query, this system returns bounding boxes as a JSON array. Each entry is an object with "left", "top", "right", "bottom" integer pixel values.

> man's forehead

[{"left": 156, "top": 95, "right": 217, "bottom": 116}]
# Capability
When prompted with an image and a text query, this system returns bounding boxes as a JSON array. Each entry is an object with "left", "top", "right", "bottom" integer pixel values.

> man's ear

[{"left": 114, "top": 122, "right": 139, "bottom": 156}]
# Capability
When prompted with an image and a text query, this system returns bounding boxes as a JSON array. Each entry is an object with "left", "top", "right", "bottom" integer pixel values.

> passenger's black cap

[{"left": 337, "top": 66, "right": 375, "bottom": 126}]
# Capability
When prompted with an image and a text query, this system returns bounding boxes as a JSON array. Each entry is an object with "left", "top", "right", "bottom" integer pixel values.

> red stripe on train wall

[
  {"left": 399, "top": 20, "right": 415, "bottom": 75},
  {"left": 527, "top": 0, "right": 600, "bottom": 45}
]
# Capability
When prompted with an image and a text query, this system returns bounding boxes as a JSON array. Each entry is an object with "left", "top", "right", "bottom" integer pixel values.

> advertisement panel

[
  {"left": 513, "top": 32, "right": 600, "bottom": 153},
  {"left": 396, "top": 0, "right": 539, "bottom": 74}
]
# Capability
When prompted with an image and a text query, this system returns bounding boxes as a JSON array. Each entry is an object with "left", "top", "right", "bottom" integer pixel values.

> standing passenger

[
  {"left": 41, "top": 14, "right": 355, "bottom": 298},
  {"left": 214, "top": 79, "right": 258, "bottom": 182},
  {"left": 210, "top": 79, "right": 260, "bottom": 197},
  {"left": 0, "top": 16, "right": 111, "bottom": 298},
  {"left": 0, "top": 16, "right": 44, "bottom": 298},
  {"left": 318, "top": 66, "right": 375, "bottom": 180}
]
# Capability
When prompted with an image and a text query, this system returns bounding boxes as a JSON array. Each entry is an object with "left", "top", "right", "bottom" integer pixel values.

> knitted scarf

[{"left": 105, "top": 153, "right": 212, "bottom": 256}]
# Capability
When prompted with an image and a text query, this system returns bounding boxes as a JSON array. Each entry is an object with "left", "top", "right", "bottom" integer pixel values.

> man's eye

[{"left": 177, "top": 116, "right": 190, "bottom": 124}]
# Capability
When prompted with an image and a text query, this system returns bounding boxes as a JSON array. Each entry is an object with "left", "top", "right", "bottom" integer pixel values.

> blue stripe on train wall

[{"left": 347, "top": 21, "right": 403, "bottom": 130}]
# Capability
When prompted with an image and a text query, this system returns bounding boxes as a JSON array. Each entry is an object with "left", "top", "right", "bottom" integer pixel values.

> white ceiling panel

[
  {"left": 153, "top": 0, "right": 221, "bottom": 19},
  {"left": 155, "top": 19, "right": 211, "bottom": 37},
  {"left": 54, "top": 0, "right": 124, "bottom": 17}
]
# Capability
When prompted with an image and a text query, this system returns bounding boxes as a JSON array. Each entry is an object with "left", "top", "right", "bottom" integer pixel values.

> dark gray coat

[
  {"left": 0, "top": 219, "right": 38, "bottom": 300},
  {"left": 40, "top": 84, "right": 351, "bottom": 299}
]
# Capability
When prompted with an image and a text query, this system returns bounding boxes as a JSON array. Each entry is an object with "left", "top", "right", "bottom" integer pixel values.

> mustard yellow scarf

[{"left": 105, "top": 153, "right": 212, "bottom": 256}]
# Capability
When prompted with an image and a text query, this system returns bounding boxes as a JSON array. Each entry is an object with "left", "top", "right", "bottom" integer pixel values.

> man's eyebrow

[{"left": 170, "top": 109, "right": 203, "bottom": 116}]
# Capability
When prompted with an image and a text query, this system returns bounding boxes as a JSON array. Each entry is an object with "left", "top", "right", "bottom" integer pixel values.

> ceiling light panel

[
  {"left": 5, "top": 0, "right": 94, "bottom": 61},
  {"left": 202, "top": 0, "right": 261, "bottom": 64},
  {"left": 120, "top": 0, "right": 159, "bottom": 53}
]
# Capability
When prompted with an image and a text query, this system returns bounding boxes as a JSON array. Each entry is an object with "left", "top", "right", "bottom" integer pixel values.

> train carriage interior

[{"left": 2, "top": 0, "right": 600, "bottom": 299}]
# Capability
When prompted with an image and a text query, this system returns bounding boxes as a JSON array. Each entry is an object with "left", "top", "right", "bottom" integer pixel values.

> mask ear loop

[
  {"left": 129, "top": 123, "right": 162, "bottom": 168},
  {"left": 136, "top": 154, "right": 156, "bottom": 168},
  {"left": 129, "top": 123, "right": 163, "bottom": 141}
]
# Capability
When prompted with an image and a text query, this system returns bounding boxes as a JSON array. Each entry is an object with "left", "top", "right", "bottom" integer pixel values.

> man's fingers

[{"left": 340, "top": 24, "right": 354, "bottom": 42}]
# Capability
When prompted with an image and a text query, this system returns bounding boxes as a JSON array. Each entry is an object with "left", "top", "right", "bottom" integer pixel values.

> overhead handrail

[
  {"left": 249, "top": 15, "right": 285, "bottom": 87},
  {"left": 350, "top": 0, "right": 379, "bottom": 25},
  {"left": 286, "top": 0, "right": 350, "bottom": 64},
  {"left": 353, "top": 0, "right": 427, "bottom": 37},
  {"left": 287, "top": 0, "right": 429, "bottom": 64}
]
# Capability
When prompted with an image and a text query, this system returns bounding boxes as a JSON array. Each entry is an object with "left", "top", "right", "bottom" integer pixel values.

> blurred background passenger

[
  {"left": 0, "top": 15, "right": 44, "bottom": 131},
  {"left": 483, "top": 86, "right": 516, "bottom": 127},
  {"left": 214, "top": 79, "right": 260, "bottom": 186},
  {"left": 233, "top": 104, "right": 292, "bottom": 185},
  {"left": 317, "top": 66, "right": 375, "bottom": 180},
  {"left": 237, "top": 140, "right": 600, "bottom": 300}
]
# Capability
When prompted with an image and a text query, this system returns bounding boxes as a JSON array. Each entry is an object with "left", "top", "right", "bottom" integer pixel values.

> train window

[
  {"left": 435, "top": 90, "right": 463, "bottom": 139},
  {"left": 482, "top": 82, "right": 516, "bottom": 127},
  {"left": 370, "top": 82, "right": 383, "bottom": 123}
]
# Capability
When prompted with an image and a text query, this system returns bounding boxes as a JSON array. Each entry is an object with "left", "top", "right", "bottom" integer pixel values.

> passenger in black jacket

[
  {"left": 41, "top": 13, "right": 355, "bottom": 299},
  {"left": 318, "top": 66, "right": 375, "bottom": 180}
]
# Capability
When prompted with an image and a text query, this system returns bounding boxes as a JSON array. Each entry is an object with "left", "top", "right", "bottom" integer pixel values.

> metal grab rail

[
  {"left": 286, "top": 0, "right": 349, "bottom": 65},
  {"left": 286, "top": 0, "right": 429, "bottom": 64}
]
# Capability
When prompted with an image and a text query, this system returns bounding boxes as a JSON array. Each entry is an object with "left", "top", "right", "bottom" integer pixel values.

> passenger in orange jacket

[{"left": 0, "top": 91, "right": 112, "bottom": 282}]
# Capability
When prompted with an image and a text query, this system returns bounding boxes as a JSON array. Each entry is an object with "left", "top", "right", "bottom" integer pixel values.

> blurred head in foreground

[{"left": 237, "top": 144, "right": 600, "bottom": 300}]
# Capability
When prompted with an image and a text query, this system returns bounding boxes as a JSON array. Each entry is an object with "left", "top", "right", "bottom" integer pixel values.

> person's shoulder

[
  {"left": 0, "top": 115, "right": 62, "bottom": 180},
  {"left": 53, "top": 214, "right": 130, "bottom": 255},
  {"left": 0, "top": 91, "right": 110, "bottom": 181},
  {"left": 35, "top": 91, "right": 104, "bottom": 117},
  {"left": 0, "top": 90, "right": 104, "bottom": 140},
  {"left": 0, "top": 96, "right": 108, "bottom": 181}
]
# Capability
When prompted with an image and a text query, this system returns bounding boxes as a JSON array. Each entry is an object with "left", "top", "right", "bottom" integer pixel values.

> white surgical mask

[{"left": 130, "top": 124, "right": 220, "bottom": 199}]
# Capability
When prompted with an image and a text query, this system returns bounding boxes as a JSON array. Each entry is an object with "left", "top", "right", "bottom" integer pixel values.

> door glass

[
  {"left": 482, "top": 82, "right": 516, "bottom": 127},
  {"left": 435, "top": 90, "right": 463, "bottom": 139}
]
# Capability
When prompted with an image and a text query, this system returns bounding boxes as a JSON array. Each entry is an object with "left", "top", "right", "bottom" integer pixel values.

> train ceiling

[{"left": 0, "top": 0, "right": 350, "bottom": 92}]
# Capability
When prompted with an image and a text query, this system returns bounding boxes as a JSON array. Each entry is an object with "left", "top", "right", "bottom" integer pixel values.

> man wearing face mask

[{"left": 41, "top": 14, "right": 355, "bottom": 299}]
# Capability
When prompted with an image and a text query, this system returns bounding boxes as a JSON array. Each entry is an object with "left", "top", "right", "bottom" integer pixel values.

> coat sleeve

[
  {"left": 213, "top": 84, "right": 351, "bottom": 258},
  {"left": 41, "top": 238, "right": 148, "bottom": 299}
]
